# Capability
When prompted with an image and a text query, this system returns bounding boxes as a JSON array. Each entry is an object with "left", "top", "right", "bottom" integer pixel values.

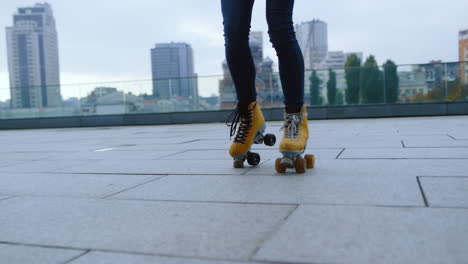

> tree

[
  {"left": 383, "top": 60, "right": 399, "bottom": 103},
  {"left": 447, "top": 78, "right": 466, "bottom": 101},
  {"left": 327, "top": 69, "right": 337, "bottom": 105},
  {"left": 360, "top": 55, "right": 383, "bottom": 103},
  {"left": 310, "top": 70, "right": 323, "bottom": 105},
  {"left": 345, "top": 54, "right": 361, "bottom": 104},
  {"left": 335, "top": 90, "right": 344, "bottom": 105}
]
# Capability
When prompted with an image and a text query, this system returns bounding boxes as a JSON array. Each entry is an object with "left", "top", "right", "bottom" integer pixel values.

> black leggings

[{"left": 221, "top": 0, "right": 304, "bottom": 109}]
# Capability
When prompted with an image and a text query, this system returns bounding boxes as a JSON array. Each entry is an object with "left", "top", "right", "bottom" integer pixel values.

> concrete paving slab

[
  {"left": 420, "top": 176, "right": 468, "bottom": 208},
  {"left": 70, "top": 251, "right": 251, "bottom": 264},
  {"left": 0, "top": 143, "right": 103, "bottom": 153},
  {"left": 0, "top": 160, "right": 93, "bottom": 173},
  {"left": 0, "top": 116, "right": 467, "bottom": 263},
  {"left": 0, "top": 160, "right": 25, "bottom": 169},
  {"left": 52, "top": 159, "right": 251, "bottom": 175},
  {"left": 0, "top": 197, "right": 294, "bottom": 260},
  {"left": 449, "top": 132, "right": 468, "bottom": 140},
  {"left": 307, "top": 139, "right": 403, "bottom": 148},
  {"left": 254, "top": 205, "right": 468, "bottom": 264},
  {"left": 161, "top": 148, "right": 343, "bottom": 160},
  {"left": 0, "top": 173, "right": 158, "bottom": 198},
  {"left": 245, "top": 158, "right": 468, "bottom": 176},
  {"left": 0, "top": 152, "right": 53, "bottom": 161},
  {"left": 113, "top": 174, "right": 423, "bottom": 207},
  {"left": 340, "top": 147, "right": 468, "bottom": 159},
  {"left": 45, "top": 150, "right": 183, "bottom": 161},
  {"left": 0, "top": 244, "right": 84, "bottom": 264},
  {"left": 0, "top": 195, "right": 12, "bottom": 201},
  {"left": 403, "top": 138, "right": 468, "bottom": 148}
]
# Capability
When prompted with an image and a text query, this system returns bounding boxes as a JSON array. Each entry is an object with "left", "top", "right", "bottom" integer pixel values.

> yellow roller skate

[
  {"left": 275, "top": 106, "right": 315, "bottom": 173},
  {"left": 227, "top": 102, "right": 276, "bottom": 168}
]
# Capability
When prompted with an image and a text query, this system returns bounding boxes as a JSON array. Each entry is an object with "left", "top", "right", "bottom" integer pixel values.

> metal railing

[{"left": 0, "top": 61, "right": 467, "bottom": 120}]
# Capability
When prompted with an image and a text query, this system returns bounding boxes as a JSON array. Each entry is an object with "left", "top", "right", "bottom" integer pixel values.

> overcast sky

[{"left": 0, "top": 0, "right": 467, "bottom": 100}]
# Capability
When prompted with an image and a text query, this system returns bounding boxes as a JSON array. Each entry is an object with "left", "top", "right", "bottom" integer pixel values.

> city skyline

[{"left": 0, "top": 0, "right": 467, "bottom": 101}]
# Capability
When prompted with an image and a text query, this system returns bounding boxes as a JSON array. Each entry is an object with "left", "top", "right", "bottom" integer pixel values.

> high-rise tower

[
  {"left": 150, "top": 42, "right": 198, "bottom": 101},
  {"left": 6, "top": 2, "right": 62, "bottom": 108},
  {"left": 295, "top": 19, "right": 328, "bottom": 70}
]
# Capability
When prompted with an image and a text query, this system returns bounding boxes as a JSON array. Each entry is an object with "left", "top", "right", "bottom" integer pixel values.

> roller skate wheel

[
  {"left": 305, "top": 154, "right": 315, "bottom": 169},
  {"left": 247, "top": 152, "right": 261, "bottom": 166},
  {"left": 233, "top": 160, "right": 244, "bottom": 168},
  {"left": 280, "top": 157, "right": 295, "bottom": 169},
  {"left": 263, "top": 134, "right": 276, "bottom": 146},
  {"left": 295, "top": 157, "right": 306, "bottom": 173},
  {"left": 275, "top": 158, "right": 286, "bottom": 173}
]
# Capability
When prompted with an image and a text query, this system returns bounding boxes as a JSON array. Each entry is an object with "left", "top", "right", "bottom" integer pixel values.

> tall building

[
  {"left": 6, "top": 3, "right": 62, "bottom": 109},
  {"left": 459, "top": 29, "right": 468, "bottom": 84},
  {"left": 150, "top": 42, "right": 198, "bottom": 103},
  {"left": 295, "top": 19, "right": 328, "bottom": 70}
]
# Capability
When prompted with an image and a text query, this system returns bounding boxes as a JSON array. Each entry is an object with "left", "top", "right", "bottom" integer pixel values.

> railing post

[
  {"left": 444, "top": 63, "right": 448, "bottom": 101},
  {"left": 383, "top": 66, "right": 387, "bottom": 104}
]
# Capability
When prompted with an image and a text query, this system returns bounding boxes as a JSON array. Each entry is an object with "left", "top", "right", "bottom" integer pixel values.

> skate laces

[
  {"left": 282, "top": 113, "right": 303, "bottom": 139},
  {"left": 226, "top": 104, "right": 256, "bottom": 144}
]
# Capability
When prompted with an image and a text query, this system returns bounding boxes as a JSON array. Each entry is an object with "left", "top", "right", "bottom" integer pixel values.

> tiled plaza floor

[{"left": 0, "top": 115, "right": 467, "bottom": 264}]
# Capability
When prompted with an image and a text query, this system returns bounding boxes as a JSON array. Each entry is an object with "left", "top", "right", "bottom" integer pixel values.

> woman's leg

[
  {"left": 221, "top": 0, "right": 257, "bottom": 104},
  {"left": 266, "top": 0, "right": 304, "bottom": 113}
]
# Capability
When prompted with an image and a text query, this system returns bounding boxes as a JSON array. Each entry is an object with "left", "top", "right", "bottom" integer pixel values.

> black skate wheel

[
  {"left": 295, "top": 157, "right": 306, "bottom": 173},
  {"left": 275, "top": 158, "right": 286, "bottom": 173},
  {"left": 233, "top": 160, "right": 244, "bottom": 168},
  {"left": 247, "top": 152, "right": 261, "bottom": 166},
  {"left": 264, "top": 134, "right": 276, "bottom": 146}
]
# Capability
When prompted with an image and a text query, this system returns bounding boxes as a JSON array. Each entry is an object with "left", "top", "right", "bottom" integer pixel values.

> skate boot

[
  {"left": 276, "top": 106, "right": 315, "bottom": 173},
  {"left": 227, "top": 102, "right": 276, "bottom": 168}
]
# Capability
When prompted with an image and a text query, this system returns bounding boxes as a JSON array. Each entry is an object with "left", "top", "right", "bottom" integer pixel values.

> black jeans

[{"left": 221, "top": 0, "right": 304, "bottom": 110}]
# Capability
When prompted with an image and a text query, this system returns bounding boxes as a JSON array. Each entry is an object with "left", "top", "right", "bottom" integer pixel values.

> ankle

[
  {"left": 237, "top": 101, "right": 256, "bottom": 116},
  {"left": 285, "top": 105, "right": 303, "bottom": 114}
]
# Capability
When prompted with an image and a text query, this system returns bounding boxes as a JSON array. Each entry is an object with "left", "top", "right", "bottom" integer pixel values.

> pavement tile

[
  {"left": 69, "top": 251, "right": 252, "bottom": 264},
  {"left": 403, "top": 138, "right": 468, "bottom": 148},
  {"left": 113, "top": 174, "right": 423, "bottom": 207},
  {"left": 0, "top": 116, "right": 467, "bottom": 263},
  {"left": 0, "top": 244, "right": 84, "bottom": 264},
  {"left": 0, "top": 197, "right": 294, "bottom": 260},
  {"left": 307, "top": 139, "right": 403, "bottom": 148},
  {"left": 0, "top": 160, "right": 26, "bottom": 169},
  {"left": 0, "top": 195, "right": 12, "bottom": 201},
  {"left": 0, "top": 152, "right": 54, "bottom": 161},
  {"left": 254, "top": 205, "right": 468, "bottom": 264},
  {"left": 161, "top": 148, "right": 343, "bottom": 160},
  {"left": 420, "top": 176, "right": 468, "bottom": 208},
  {"left": 0, "top": 160, "right": 94, "bottom": 173},
  {"left": 0, "top": 173, "right": 158, "bottom": 198},
  {"left": 245, "top": 158, "right": 468, "bottom": 176},
  {"left": 340, "top": 147, "right": 468, "bottom": 159},
  {"left": 449, "top": 132, "right": 468, "bottom": 140},
  {"left": 52, "top": 159, "right": 249, "bottom": 175},
  {"left": 45, "top": 150, "right": 182, "bottom": 161}
]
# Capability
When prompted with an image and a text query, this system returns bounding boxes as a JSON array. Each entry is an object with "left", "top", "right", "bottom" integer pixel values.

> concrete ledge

[
  {"left": 447, "top": 102, "right": 468, "bottom": 115},
  {"left": 322, "top": 103, "right": 449, "bottom": 119},
  {"left": 1, "top": 101, "right": 467, "bottom": 129}
]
